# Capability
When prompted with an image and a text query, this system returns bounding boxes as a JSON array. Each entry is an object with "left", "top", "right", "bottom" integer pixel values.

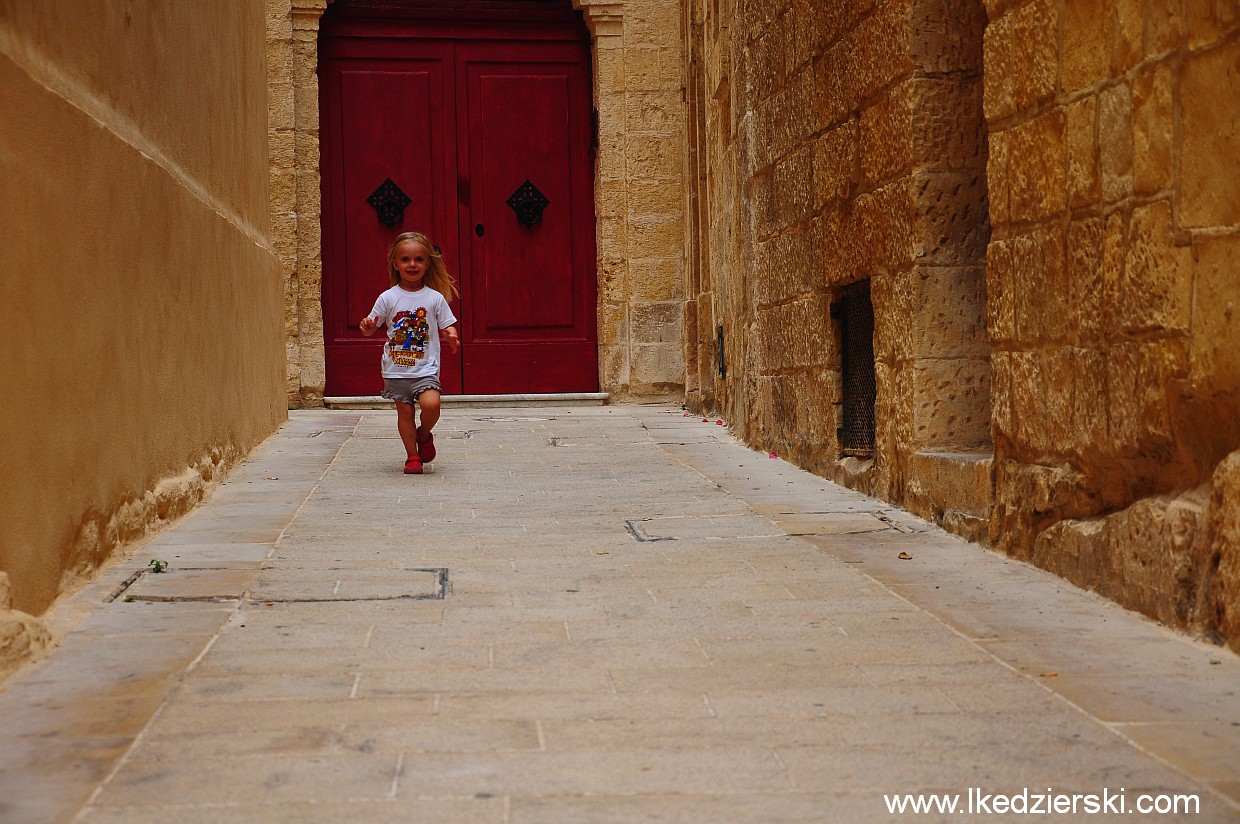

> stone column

[
  {"left": 575, "top": 0, "right": 688, "bottom": 398},
  {"left": 290, "top": 0, "right": 328, "bottom": 407}
]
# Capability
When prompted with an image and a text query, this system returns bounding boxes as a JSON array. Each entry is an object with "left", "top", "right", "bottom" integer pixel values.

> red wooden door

[
  {"left": 319, "top": 8, "right": 596, "bottom": 397},
  {"left": 319, "top": 39, "right": 462, "bottom": 396},
  {"left": 456, "top": 41, "right": 598, "bottom": 393}
]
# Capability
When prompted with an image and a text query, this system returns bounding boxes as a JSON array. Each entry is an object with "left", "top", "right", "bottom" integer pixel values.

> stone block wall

[
  {"left": 684, "top": 0, "right": 992, "bottom": 521},
  {"left": 687, "top": 0, "right": 1239, "bottom": 647},
  {"left": 984, "top": 0, "right": 1240, "bottom": 647},
  {"left": 269, "top": 0, "right": 328, "bottom": 408},
  {"left": 586, "top": 0, "right": 688, "bottom": 396}
]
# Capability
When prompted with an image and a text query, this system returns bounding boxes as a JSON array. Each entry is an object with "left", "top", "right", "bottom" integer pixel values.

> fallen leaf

[{"left": 898, "top": 552, "right": 912, "bottom": 560}]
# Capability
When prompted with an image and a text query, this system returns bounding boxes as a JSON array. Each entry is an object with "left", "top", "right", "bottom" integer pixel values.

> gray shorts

[{"left": 381, "top": 375, "right": 442, "bottom": 406}]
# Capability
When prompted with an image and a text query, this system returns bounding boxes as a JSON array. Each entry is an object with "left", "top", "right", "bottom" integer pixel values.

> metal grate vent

[{"left": 832, "top": 280, "right": 876, "bottom": 457}]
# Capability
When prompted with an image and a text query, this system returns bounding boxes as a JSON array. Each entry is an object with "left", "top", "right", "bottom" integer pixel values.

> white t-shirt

[{"left": 368, "top": 285, "right": 458, "bottom": 379}]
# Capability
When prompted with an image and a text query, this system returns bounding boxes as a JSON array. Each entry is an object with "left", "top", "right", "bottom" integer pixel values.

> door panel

[
  {"left": 320, "top": 22, "right": 595, "bottom": 397},
  {"left": 457, "top": 40, "right": 597, "bottom": 392},
  {"left": 321, "top": 46, "right": 462, "bottom": 395},
  {"left": 473, "top": 72, "right": 574, "bottom": 330}
]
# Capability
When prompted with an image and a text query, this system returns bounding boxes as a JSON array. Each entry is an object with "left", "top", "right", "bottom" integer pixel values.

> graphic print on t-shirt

[{"left": 389, "top": 308, "right": 430, "bottom": 366}]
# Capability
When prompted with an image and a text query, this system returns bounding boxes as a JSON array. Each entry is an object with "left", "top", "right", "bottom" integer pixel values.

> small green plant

[{"left": 148, "top": 559, "right": 168, "bottom": 573}]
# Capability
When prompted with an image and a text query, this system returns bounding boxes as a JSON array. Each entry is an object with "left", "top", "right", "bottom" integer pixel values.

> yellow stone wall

[
  {"left": 0, "top": 5, "right": 286, "bottom": 623},
  {"left": 684, "top": 0, "right": 1239, "bottom": 648},
  {"left": 271, "top": 0, "right": 688, "bottom": 404},
  {"left": 683, "top": 0, "right": 992, "bottom": 522},
  {"left": 985, "top": 0, "right": 1240, "bottom": 646}
]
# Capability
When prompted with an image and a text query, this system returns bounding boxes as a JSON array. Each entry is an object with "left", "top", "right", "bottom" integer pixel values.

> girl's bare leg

[
  {"left": 416, "top": 389, "right": 441, "bottom": 439},
  {"left": 395, "top": 400, "right": 419, "bottom": 458}
]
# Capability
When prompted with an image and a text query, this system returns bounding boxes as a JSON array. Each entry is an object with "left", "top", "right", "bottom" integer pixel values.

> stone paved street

[{"left": 1, "top": 405, "right": 1237, "bottom": 823}]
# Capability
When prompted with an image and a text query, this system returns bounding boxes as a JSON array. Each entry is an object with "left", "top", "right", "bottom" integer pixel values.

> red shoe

[
  {"left": 403, "top": 455, "right": 423, "bottom": 474},
  {"left": 417, "top": 431, "right": 436, "bottom": 463}
]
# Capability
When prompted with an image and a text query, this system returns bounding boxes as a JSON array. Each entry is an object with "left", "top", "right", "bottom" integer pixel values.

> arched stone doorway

[{"left": 267, "top": 0, "right": 687, "bottom": 406}]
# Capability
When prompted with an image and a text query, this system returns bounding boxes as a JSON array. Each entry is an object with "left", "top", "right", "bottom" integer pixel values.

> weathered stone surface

[
  {"left": 915, "top": 170, "right": 989, "bottom": 266},
  {"left": 631, "top": 342, "right": 684, "bottom": 391},
  {"left": 1006, "top": 109, "right": 1066, "bottom": 222},
  {"left": 982, "top": 0, "right": 1057, "bottom": 121},
  {"left": 0, "top": 608, "right": 50, "bottom": 677},
  {"left": 812, "top": 122, "right": 858, "bottom": 211},
  {"left": 985, "top": 238, "right": 1015, "bottom": 343},
  {"left": 1098, "top": 83, "right": 1134, "bottom": 203},
  {"left": 1180, "top": 39, "right": 1240, "bottom": 228},
  {"left": 1064, "top": 95, "right": 1099, "bottom": 208},
  {"left": 0, "top": 573, "right": 50, "bottom": 676},
  {"left": 1011, "top": 227, "right": 1067, "bottom": 344},
  {"left": 849, "top": 180, "right": 918, "bottom": 274},
  {"left": 985, "top": 128, "right": 1009, "bottom": 225},
  {"left": 912, "top": 76, "right": 986, "bottom": 171},
  {"left": 1061, "top": 0, "right": 1110, "bottom": 92},
  {"left": 1068, "top": 347, "right": 1108, "bottom": 457},
  {"left": 1145, "top": 0, "right": 1185, "bottom": 57},
  {"left": 630, "top": 302, "right": 684, "bottom": 344},
  {"left": 911, "top": 357, "right": 992, "bottom": 451},
  {"left": 1066, "top": 217, "right": 1104, "bottom": 342},
  {"left": 1135, "top": 65, "right": 1170, "bottom": 195},
  {"left": 860, "top": 81, "right": 913, "bottom": 187},
  {"left": 1030, "top": 471, "right": 1240, "bottom": 647},
  {"left": 1204, "top": 452, "right": 1240, "bottom": 651},
  {"left": 772, "top": 145, "right": 814, "bottom": 229},
  {"left": 755, "top": 230, "right": 814, "bottom": 306},
  {"left": 911, "top": 0, "right": 986, "bottom": 74},
  {"left": 905, "top": 450, "right": 992, "bottom": 542},
  {"left": 909, "top": 266, "right": 988, "bottom": 358},
  {"left": 1121, "top": 200, "right": 1193, "bottom": 335},
  {"left": 1111, "top": 0, "right": 1144, "bottom": 73},
  {"left": 1190, "top": 235, "right": 1240, "bottom": 390}
]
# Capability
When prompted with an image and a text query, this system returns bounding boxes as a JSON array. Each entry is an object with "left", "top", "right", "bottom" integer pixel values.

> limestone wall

[
  {"left": 685, "top": 0, "right": 1239, "bottom": 648},
  {"left": 589, "top": 0, "right": 688, "bottom": 396},
  {"left": 985, "top": 0, "right": 1240, "bottom": 645},
  {"left": 0, "top": 4, "right": 286, "bottom": 627},
  {"left": 684, "top": 0, "right": 992, "bottom": 520}
]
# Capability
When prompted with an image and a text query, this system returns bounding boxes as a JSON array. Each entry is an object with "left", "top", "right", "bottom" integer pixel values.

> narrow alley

[{"left": 1, "top": 404, "right": 1236, "bottom": 823}]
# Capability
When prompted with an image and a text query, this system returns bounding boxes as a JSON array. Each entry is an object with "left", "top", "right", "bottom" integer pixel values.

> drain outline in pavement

[
  {"left": 624, "top": 518, "right": 677, "bottom": 542},
  {"left": 105, "top": 567, "right": 450, "bottom": 604}
]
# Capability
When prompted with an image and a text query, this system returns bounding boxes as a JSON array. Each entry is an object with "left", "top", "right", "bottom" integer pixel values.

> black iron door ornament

[
  {"left": 506, "top": 179, "right": 550, "bottom": 227},
  {"left": 367, "top": 178, "right": 412, "bottom": 226}
]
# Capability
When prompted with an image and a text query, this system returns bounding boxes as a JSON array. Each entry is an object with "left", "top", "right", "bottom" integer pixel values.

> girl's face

[{"left": 392, "top": 240, "right": 430, "bottom": 290}]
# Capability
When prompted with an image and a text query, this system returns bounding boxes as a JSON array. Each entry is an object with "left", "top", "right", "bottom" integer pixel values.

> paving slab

[{"left": 0, "top": 404, "right": 1237, "bottom": 823}]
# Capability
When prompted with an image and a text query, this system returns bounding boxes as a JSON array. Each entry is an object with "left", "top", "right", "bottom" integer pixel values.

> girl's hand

[
  {"left": 441, "top": 327, "right": 461, "bottom": 354},
  {"left": 359, "top": 316, "right": 378, "bottom": 336}
]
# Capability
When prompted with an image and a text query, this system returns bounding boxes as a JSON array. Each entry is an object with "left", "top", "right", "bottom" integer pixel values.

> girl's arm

[
  {"left": 440, "top": 324, "right": 460, "bottom": 354},
  {"left": 361, "top": 295, "right": 387, "bottom": 337}
]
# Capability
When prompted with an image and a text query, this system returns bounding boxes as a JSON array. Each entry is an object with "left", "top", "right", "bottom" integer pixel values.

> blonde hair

[{"left": 387, "top": 232, "right": 459, "bottom": 300}]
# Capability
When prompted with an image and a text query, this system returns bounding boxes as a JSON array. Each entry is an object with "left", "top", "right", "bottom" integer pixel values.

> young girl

[{"left": 359, "top": 232, "right": 460, "bottom": 474}]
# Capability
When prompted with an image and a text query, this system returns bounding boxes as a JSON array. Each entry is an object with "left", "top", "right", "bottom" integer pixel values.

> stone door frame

[{"left": 269, "top": 0, "right": 686, "bottom": 407}]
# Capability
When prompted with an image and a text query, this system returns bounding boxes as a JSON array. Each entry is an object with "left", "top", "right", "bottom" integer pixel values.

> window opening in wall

[
  {"left": 831, "top": 280, "right": 876, "bottom": 457},
  {"left": 717, "top": 325, "right": 726, "bottom": 380}
]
